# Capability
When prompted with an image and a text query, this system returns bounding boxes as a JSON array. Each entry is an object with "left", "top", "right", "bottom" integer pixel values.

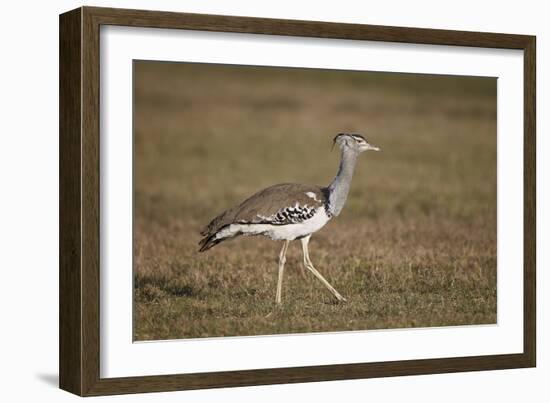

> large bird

[{"left": 199, "top": 133, "right": 380, "bottom": 303}]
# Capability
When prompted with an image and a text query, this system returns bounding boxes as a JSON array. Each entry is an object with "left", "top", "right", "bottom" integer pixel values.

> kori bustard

[{"left": 199, "top": 133, "right": 380, "bottom": 303}]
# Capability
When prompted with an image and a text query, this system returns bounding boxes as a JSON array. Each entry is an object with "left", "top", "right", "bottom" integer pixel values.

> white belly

[{"left": 217, "top": 208, "right": 331, "bottom": 241}]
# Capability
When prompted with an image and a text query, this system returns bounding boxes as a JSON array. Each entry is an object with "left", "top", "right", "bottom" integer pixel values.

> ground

[{"left": 133, "top": 62, "right": 497, "bottom": 341}]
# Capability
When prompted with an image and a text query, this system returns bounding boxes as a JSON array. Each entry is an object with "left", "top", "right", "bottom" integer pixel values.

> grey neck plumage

[{"left": 326, "top": 148, "right": 359, "bottom": 217}]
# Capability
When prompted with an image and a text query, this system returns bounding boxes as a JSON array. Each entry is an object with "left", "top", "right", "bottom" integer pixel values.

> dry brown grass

[{"left": 133, "top": 61, "right": 496, "bottom": 341}]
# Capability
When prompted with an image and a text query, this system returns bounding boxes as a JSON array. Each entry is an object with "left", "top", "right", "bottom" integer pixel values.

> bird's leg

[
  {"left": 297, "top": 244, "right": 309, "bottom": 281},
  {"left": 301, "top": 236, "right": 347, "bottom": 302},
  {"left": 275, "top": 240, "right": 290, "bottom": 304},
  {"left": 298, "top": 264, "right": 309, "bottom": 281}
]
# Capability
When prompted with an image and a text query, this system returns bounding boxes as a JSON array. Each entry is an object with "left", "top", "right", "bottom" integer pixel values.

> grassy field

[{"left": 133, "top": 61, "right": 497, "bottom": 341}]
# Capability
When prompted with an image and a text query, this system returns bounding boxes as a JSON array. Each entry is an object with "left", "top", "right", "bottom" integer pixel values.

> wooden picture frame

[{"left": 59, "top": 6, "right": 536, "bottom": 396}]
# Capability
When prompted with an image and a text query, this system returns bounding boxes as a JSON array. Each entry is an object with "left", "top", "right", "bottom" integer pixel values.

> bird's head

[{"left": 332, "top": 133, "right": 380, "bottom": 153}]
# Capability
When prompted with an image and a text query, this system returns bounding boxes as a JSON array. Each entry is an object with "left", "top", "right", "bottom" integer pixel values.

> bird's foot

[
  {"left": 265, "top": 301, "right": 283, "bottom": 318},
  {"left": 335, "top": 294, "right": 347, "bottom": 303}
]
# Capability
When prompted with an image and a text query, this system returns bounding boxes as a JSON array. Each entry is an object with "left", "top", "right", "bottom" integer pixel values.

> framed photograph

[{"left": 59, "top": 6, "right": 536, "bottom": 396}]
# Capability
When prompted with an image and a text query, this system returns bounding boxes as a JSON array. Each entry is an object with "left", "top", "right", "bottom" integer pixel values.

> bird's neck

[{"left": 327, "top": 148, "right": 359, "bottom": 216}]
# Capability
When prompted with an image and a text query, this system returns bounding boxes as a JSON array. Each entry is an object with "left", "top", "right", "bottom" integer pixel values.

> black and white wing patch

[{"left": 255, "top": 203, "right": 317, "bottom": 225}]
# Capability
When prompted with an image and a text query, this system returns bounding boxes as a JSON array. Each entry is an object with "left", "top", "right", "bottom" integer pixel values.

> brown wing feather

[{"left": 200, "top": 183, "right": 326, "bottom": 237}]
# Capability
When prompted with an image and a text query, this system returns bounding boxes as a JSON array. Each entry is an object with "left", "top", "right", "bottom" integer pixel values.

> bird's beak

[{"left": 364, "top": 142, "right": 380, "bottom": 152}]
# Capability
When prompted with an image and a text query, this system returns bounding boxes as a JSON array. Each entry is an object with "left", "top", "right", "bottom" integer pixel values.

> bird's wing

[{"left": 200, "top": 183, "right": 326, "bottom": 236}]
